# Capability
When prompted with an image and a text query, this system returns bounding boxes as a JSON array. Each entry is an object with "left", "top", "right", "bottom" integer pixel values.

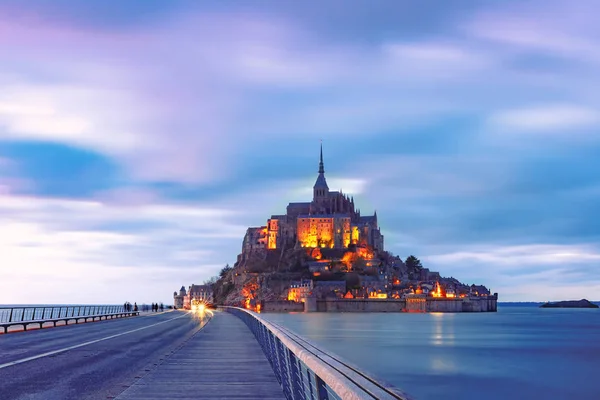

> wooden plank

[{"left": 117, "top": 311, "right": 284, "bottom": 399}]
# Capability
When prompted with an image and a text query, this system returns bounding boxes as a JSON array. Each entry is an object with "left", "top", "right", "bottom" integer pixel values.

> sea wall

[
  {"left": 262, "top": 295, "right": 498, "bottom": 313},
  {"left": 262, "top": 300, "right": 305, "bottom": 312},
  {"left": 317, "top": 298, "right": 407, "bottom": 312},
  {"left": 309, "top": 295, "right": 497, "bottom": 313}
]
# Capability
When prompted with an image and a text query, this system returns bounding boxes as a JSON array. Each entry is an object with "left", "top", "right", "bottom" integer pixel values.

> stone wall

[
  {"left": 311, "top": 295, "right": 497, "bottom": 313},
  {"left": 316, "top": 299, "right": 406, "bottom": 312},
  {"left": 262, "top": 295, "right": 498, "bottom": 313},
  {"left": 262, "top": 300, "right": 305, "bottom": 312}
]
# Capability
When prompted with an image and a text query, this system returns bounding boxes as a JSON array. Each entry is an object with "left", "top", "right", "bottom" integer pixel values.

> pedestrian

[{"left": 134, "top": 302, "right": 138, "bottom": 312}]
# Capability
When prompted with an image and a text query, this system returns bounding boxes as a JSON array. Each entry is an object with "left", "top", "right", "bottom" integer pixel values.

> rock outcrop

[{"left": 540, "top": 299, "right": 599, "bottom": 308}]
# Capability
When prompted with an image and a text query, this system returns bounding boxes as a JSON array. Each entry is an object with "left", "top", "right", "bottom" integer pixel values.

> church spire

[
  {"left": 313, "top": 142, "right": 329, "bottom": 195},
  {"left": 318, "top": 142, "right": 325, "bottom": 174}
]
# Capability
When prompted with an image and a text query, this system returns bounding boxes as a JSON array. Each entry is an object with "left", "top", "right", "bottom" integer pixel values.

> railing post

[
  {"left": 268, "top": 332, "right": 281, "bottom": 383},
  {"left": 306, "top": 367, "right": 316, "bottom": 399},
  {"left": 21, "top": 308, "right": 25, "bottom": 322},
  {"left": 315, "top": 376, "right": 330, "bottom": 400},
  {"left": 9, "top": 308, "right": 13, "bottom": 323},
  {"left": 276, "top": 338, "right": 293, "bottom": 399},
  {"left": 288, "top": 349, "right": 304, "bottom": 400}
]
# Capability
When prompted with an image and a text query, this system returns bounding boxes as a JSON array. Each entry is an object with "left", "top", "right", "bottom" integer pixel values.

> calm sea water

[{"left": 262, "top": 306, "right": 600, "bottom": 400}]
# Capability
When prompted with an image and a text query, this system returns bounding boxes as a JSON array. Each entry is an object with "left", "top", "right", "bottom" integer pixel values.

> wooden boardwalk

[{"left": 116, "top": 311, "right": 285, "bottom": 399}]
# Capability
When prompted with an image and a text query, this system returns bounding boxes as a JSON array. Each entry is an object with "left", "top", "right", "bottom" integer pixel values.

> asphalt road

[{"left": 0, "top": 310, "right": 208, "bottom": 400}]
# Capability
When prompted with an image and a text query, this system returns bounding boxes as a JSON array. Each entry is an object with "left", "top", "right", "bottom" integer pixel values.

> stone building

[
  {"left": 173, "top": 286, "right": 186, "bottom": 309},
  {"left": 188, "top": 284, "right": 214, "bottom": 303},
  {"left": 287, "top": 279, "right": 313, "bottom": 302},
  {"left": 172, "top": 284, "right": 214, "bottom": 309},
  {"left": 242, "top": 145, "right": 383, "bottom": 254}
]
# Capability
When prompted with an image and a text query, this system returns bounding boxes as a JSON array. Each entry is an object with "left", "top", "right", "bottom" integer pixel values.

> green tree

[
  {"left": 219, "top": 264, "right": 233, "bottom": 278},
  {"left": 405, "top": 255, "right": 423, "bottom": 270}
]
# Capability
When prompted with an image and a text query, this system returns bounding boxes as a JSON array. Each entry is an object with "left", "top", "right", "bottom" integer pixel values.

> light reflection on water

[{"left": 262, "top": 307, "right": 600, "bottom": 400}]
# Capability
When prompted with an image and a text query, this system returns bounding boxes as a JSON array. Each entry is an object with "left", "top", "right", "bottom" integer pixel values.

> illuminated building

[
  {"left": 172, "top": 284, "right": 214, "bottom": 309},
  {"left": 242, "top": 145, "right": 384, "bottom": 253},
  {"left": 368, "top": 292, "right": 388, "bottom": 299},
  {"left": 287, "top": 279, "right": 313, "bottom": 302}
]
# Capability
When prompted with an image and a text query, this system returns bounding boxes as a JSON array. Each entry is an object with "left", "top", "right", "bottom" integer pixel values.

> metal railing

[
  {"left": 223, "top": 306, "right": 412, "bottom": 400},
  {"left": 0, "top": 305, "right": 138, "bottom": 333}
]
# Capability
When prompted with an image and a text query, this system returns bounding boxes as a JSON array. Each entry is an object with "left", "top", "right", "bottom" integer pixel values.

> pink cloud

[{"left": 0, "top": 1, "right": 597, "bottom": 186}]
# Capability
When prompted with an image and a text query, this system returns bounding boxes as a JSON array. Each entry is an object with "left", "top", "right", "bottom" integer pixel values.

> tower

[{"left": 313, "top": 143, "right": 329, "bottom": 205}]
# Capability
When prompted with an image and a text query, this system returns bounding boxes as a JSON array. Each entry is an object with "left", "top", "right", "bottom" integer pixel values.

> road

[{"left": 0, "top": 310, "right": 208, "bottom": 400}]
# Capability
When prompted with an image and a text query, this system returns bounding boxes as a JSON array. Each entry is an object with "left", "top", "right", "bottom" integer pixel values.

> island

[
  {"left": 540, "top": 299, "right": 599, "bottom": 308},
  {"left": 174, "top": 146, "right": 498, "bottom": 313}
]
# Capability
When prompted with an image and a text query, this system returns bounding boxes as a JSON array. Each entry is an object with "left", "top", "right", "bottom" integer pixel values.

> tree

[
  {"left": 219, "top": 264, "right": 233, "bottom": 278},
  {"left": 203, "top": 276, "right": 218, "bottom": 286},
  {"left": 405, "top": 255, "right": 423, "bottom": 270}
]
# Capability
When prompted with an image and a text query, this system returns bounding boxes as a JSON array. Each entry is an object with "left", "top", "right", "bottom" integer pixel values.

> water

[{"left": 262, "top": 306, "right": 600, "bottom": 400}]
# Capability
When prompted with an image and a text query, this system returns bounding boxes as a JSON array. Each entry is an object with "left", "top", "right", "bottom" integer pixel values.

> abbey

[{"left": 242, "top": 145, "right": 384, "bottom": 253}]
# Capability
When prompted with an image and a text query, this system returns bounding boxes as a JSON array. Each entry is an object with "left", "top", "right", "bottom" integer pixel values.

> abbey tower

[{"left": 242, "top": 145, "right": 383, "bottom": 254}]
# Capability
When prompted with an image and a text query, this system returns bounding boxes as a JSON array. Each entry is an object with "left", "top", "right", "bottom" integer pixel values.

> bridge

[{"left": 0, "top": 305, "right": 411, "bottom": 400}]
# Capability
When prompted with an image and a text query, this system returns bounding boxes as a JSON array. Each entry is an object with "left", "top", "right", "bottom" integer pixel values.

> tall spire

[
  {"left": 313, "top": 141, "right": 329, "bottom": 193},
  {"left": 318, "top": 142, "right": 325, "bottom": 174}
]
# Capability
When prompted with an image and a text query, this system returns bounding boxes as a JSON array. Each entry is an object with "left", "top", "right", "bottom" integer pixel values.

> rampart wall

[
  {"left": 262, "top": 300, "right": 305, "bottom": 312},
  {"left": 262, "top": 295, "right": 497, "bottom": 313}
]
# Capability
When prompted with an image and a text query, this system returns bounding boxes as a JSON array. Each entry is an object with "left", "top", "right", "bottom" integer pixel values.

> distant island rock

[{"left": 540, "top": 299, "right": 599, "bottom": 309}]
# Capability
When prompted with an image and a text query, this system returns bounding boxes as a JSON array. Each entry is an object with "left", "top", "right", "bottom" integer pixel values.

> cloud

[
  {"left": 0, "top": 191, "right": 248, "bottom": 304},
  {"left": 420, "top": 243, "right": 600, "bottom": 301},
  {"left": 0, "top": 3, "right": 503, "bottom": 179},
  {"left": 355, "top": 155, "right": 513, "bottom": 200},
  {"left": 427, "top": 244, "right": 600, "bottom": 266},
  {"left": 0, "top": 85, "right": 139, "bottom": 151},
  {"left": 466, "top": 0, "right": 600, "bottom": 63},
  {"left": 488, "top": 105, "right": 600, "bottom": 132},
  {"left": 0, "top": 0, "right": 598, "bottom": 303}
]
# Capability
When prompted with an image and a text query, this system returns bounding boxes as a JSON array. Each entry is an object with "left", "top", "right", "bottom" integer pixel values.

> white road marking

[{"left": 0, "top": 313, "right": 188, "bottom": 370}]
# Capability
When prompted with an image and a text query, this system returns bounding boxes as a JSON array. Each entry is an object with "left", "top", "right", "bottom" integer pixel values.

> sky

[{"left": 0, "top": 0, "right": 598, "bottom": 304}]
